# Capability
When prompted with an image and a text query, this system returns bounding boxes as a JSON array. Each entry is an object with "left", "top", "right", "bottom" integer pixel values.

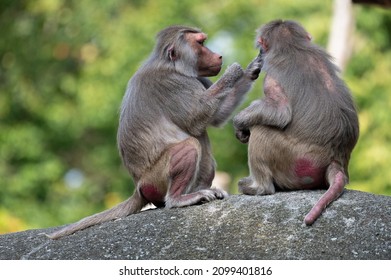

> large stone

[{"left": 0, "top": 190, "right": 390, "bottom": 259}]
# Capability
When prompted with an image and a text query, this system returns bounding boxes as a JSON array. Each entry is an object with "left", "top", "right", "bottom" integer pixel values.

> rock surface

[{"left": 0, "top": 190, "right": 390, "bottom": 260}]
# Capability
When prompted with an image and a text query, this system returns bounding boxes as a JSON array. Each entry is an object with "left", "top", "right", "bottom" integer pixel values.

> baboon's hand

[
  {"left": 221, "top": 63, "right": 244, "bottom": 87},
  {"left": 245, "top": 54, "right": 263, "bottom": 80},
  {"left": 235, "top": 128, "right": 250, "bottom": 143}
]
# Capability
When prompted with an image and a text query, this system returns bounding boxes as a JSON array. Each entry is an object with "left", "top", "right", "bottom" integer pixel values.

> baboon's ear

[{"left": 168, "top": 45, "right": 177, "bottom": 61}]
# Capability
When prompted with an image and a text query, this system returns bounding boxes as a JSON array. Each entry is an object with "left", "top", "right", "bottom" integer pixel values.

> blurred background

[{"left": 0, "top": 0, "right": 390, "bottom": 234}]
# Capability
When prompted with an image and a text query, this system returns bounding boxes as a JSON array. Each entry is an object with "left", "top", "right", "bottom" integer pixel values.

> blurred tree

[
  {"left": 347, "top": 4, "right": 391, "bottom": 195},
  {"left": 353, "top": 0, "right": 391, "bottom": 8},
  {"left": 328, "top": 0, "right": 355, "bottom": 71},
  {"left": 0, "top": 0, "right": 390, "bottom": 233}
]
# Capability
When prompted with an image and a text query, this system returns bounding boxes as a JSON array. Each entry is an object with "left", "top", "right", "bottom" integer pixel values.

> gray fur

[
  {"left": 47, "top": 25, "right": 261, "bottom": 239},
  {"left": 233, "top": 20, "right": 359, "bottom": 225}
]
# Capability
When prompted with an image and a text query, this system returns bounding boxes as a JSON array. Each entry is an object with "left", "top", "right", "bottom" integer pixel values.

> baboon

[
  {"left": 233, "top": 20, "right": 359, "bottom": 225},
  {"left": 48, "top": 25, "right": 262, "bottom": 239}
]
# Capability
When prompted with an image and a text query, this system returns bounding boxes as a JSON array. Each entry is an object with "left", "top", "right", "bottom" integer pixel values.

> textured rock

[{"left": 0, "top": 190, "right": 390, "bottom": 260}]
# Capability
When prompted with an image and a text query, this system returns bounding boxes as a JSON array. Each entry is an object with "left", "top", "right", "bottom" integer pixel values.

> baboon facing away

[
  {"left": 233, "top": 20, "right": 359, "bottom": 225},
  {"left": 48, "top": 25, "right": 262, "bottom": 239}
]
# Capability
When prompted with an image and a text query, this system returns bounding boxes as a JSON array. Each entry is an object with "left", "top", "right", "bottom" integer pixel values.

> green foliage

[
  {"left": 0, "top": 0, "right": 390, "bottom": 233},
  {"left": 347, "top": 7, "right": 391, "bottom": 195}
]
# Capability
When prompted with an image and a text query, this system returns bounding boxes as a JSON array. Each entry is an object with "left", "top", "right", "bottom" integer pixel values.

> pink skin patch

[
  {"left": 294, "top": 158, "right": 326, "bottom": 189},
  {"left": 140, "top": 184, "right": 165, "bottom": 207},
  {"left": 169, "top": 143, "right": 198, "bottom": 198}
]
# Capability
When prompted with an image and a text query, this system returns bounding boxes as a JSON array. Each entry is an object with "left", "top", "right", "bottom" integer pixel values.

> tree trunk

[{"left": 327, "top": 0, "right": 355, "bottom": 72}]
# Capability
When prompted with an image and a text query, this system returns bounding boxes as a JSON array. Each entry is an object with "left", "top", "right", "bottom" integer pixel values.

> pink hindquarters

[{"left": 294, "top": 158, "right": 326, "bottom": 189}]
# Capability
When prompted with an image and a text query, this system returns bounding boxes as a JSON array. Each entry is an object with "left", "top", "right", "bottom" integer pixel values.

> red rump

[
  {"left": 140, "top": 184, "right": 165, "bottom": 206},
  {"left": 294, "top": 158, "right": 326, "bottom": 188}
]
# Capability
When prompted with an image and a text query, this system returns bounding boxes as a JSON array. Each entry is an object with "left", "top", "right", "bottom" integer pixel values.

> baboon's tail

[
  {"left": 47, "top": 191, "right": 147, "bottom": 240},
  {"left": 304, "top": 161, "right": 346, "bottom": 226}
]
